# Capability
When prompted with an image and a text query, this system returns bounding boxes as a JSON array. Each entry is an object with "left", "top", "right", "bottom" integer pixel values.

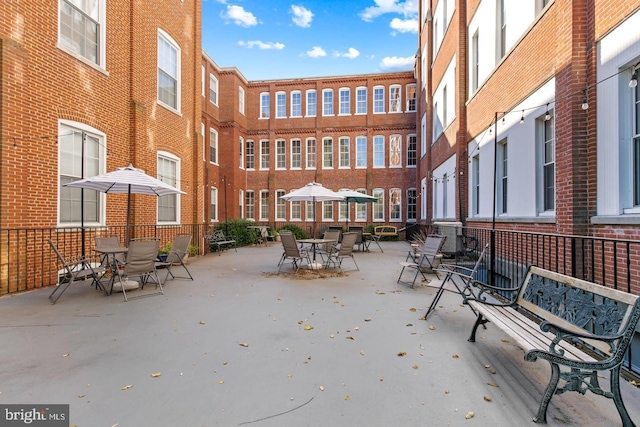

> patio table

[
  {"left": 95, "top": 246, "right": 128, "bottom": 295},
  {"left": 298, "top": 238, "right": 336, "bottom": 269}
]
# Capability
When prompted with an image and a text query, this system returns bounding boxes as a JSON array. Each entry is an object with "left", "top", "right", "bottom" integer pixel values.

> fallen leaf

[
  {"left": 444, "top": 390, "right": 450, "bottom": 394},
  {"left": 239, "top": 343, "right": 249, "bottom": 347},
  {"left": 298, "top": 320, "right": 304, "bottom": 324},
  {"left": 223, "top": 361, "right": 228, "bottom": 365},
  {"left": 344, "top": 395, "right": 350, "bottom": 401},
  {"left": 380, "top": 377, "right": 384, "bottom": 381},
  {"left": 121, "top": 385, "right": 133, "bottom": 390},
  {"left": 151, "top": 372, "right": 162, "bottom": 378},
  {"left": 307, "top": 356, "right": 312, "bottom": 360},
  {"left": 409, "top": 308, "right": 417, "bottom": 312},
  {"left": 62, "top": 353, "right": 70, "bottom": 357},
  {"left": 429, "top": 325, "right": 436, "bottom": 330},
  {"left": 346, "top": 336, "right": 355, "bottom": 340},
  {"left": 303, "top": 325, "right": 314, "bottom": 330},
  {"left": 199, "top": 320, "right": 205, "bottom": 325},
  {"left": 487, "top": 382, "right": 499, "bottom": 387},
  {"left": 375, "top": 291, "right": 385, "bottom": 294},
  {"left": 485, "top": 364, "right": 491, "bottom": 369},
  {"left": 77, "top": 394, "right": 85, "bottom": 398},
  {"left": 353, "top": 326, "right": 359, "bottom": 331},
  {"left": 364, "top": 318, "right": 372, "bottom": 322},
  {"left": 487, "top": 369, "right": 496, "bottom": 374},
  {"left": 319, "top": 386, "right": 324, "bottom": 391},
  {"left": 406, "top": 323, "right": 413, "bottom": 327},
  {"left": 218, "top": 380, "right": 224, "bottom": 384},
  {"left": 501, "top": 339, "right": 509, "bottom": 343},
  {"left": 465, "top": 411, "right": 475, "bottom": 419},
  {"left": 397, "top": 351, "right": 407, "bottom": 357},
  {"left": 360, "top": 350, "right": 365, "bottom": 356},
  {"left": 452, "top": 354, "right": 459, "bottom": 359},
  {"left": 484, "top": 396, "right": 492, "bottom": 402},
  {"left": 631, "top": 380, "right": 639, "bottom": 387},
  {"left": 287, "top": 374, "right": 292, "bottom": 378},
  {"left": 329, "top": 334, "right": 335, "bottom": 338},
  {"left": 412, "top": 365, "right": 419, "bottom": 369}
]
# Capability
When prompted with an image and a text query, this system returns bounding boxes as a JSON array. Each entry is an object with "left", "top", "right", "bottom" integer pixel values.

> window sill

[{"left": 591, "top": 215, "right": 640, "bottom": 225}]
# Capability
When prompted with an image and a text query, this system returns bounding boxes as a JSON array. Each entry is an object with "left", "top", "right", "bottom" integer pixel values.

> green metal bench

[
  {"left": 206, "top": 230, "right": 237, "bottom": 256},
  {"left": 465, "top": 265, "right": 640, "bottom": 426}
]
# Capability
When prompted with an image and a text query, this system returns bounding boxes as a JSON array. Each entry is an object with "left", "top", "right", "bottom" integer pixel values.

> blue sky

[{"left": 202, "top": 0, "right": 418, "bottom": 81}]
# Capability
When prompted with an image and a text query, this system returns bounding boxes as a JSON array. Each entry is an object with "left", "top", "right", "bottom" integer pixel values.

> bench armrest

[
  {"left": 537, "top": 321, "right": 624, "bottom": 357},
  {"left": 464, "top": 279, "right": 522, "bottom": 306}
]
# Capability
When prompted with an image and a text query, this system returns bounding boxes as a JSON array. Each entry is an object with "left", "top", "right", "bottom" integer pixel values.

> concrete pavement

[{"left": 1, "top": 241, "right": 639, "bottom": 426}]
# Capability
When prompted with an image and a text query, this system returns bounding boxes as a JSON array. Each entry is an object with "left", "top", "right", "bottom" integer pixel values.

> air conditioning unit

[{"left": 433, "top": 222, "right": 462, "bottom": 255}]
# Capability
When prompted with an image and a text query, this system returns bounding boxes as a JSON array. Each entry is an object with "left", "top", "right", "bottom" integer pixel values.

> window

[
  {"left": 442, "top": 173, "right": 448, "bottom": 218},
  {"left": 291, "top": 139, "right": 302, "bottom": 169},
  {"left": 239, "top": 189, "right": 244, "bottom": 218},
  {"left": 306, "top": 201, "right": 315, "bottom": 221},
  {"left": 421, "top": 114, "right": 427, "bottom": 155},
  {"left": 406, "top": 84, "right": 416, "bottom": 112},
  {"left": 276, "top": 190, "right": 286, "bottom": 221},
  {"left": 373, "top": 86, "right": 385, "bottom": 113},
  {"left": 59, "top": 0, "right": 103, "bottom": 66},
  {"left": 356, "top": 136, "right": 367, "bottom": 168},
  {"left": 157, "top": 30, "right": 181, "bottom": 111},
  {"left": 339, "top": 137, "right": 350, "bottom": 168},
  {"left": 157, "top": 152, "right": 180, "bottom": 223},
  {"left": 373, "top": 135, "right": 384, "bottom": 167},
  {"left": 260, "top": 140, "right": 270, "bottom": 170},
  {"left": 276, "top": 139, "right": 286, "bottom": 169},
  {"left": 245, "top": 190, "right": 255, "bottom": 220},
  {"left": 322, "top": 201, "right": 334, "bottom": 221},
  {"left": 634, "top": 77, "right": 640, "bottom": 206},
  {"left": 58, "top": 123, "right": 105, "bottom": 225},
  {"left": 239, "top": 87, "right": 245, "bottom": 114},
  {"left": 433, "top": 101, "right": 442, "bottom": 140},
  {"left": 472, "top": 155, "right": 480, "bottom": 215},
  {"left": 471, "top": 30, "right": 479, "bottom": 92},
  {"left": 210, "top": 188, "right": 218, "bottom": 221},
  {"left": 407, "top": 134, "right": 417, "bottom": 167},
  {"left": 260, "top": 191, "right": 269, "bottom": 221},
  {"left": 306, "top": 90, "right": 317, "bottom": 116},
  {"left": 390, "top": 188, "right": 401, "bottom": 222},
  {"left": 201, "top": 66, "right": 205, "bottom": 96},
  {"left": 285, "top": 200, "right": 299, "bottom": 221},
  {"left": 421, "top": 45, "right": 427, "bottom": 90},
  {"left": 323, "top": 137, "right": 333, "bottom": 168},
  {"left": 246, "top": 140, "right": 255, "bottom": 169},
  {"left": 356, "top": 189, "right": 367, "bottom": 221},
  {"left": 339, "top": 197, "right": 349, "bottom": 222},
  {"left": 390, "top": 85, "right": 401, "bottom": 113},
  {"left": 536, "top": 0, "right": 551, "bottom": 13},
  {"left": 291, "top": 91, "right": 302, "bottom": 117},
  {"left": 356, "top": 87, "right": 367, "bottom": 114},
  {"left": 260, "top": 93, "right": 270, "bottom": 118},
  {"left": 210, "top": 74, "right": 218, "bottom": 105},
  {"left": 537, "top": 112, "right": 555, "bottom": 212},
  {"left": 407, "top": 189, "right": 417, "bottom": 222},
  {"left": 421, "top": 177, "right": 427, "bottom": 220},
  {"left": 209, "top": 129, "right": 218, "bottom": 164},
  {"left": 442, "top": 86, "right": 448, "bottom": 127},
  {"left": 239, "top": 137, "right": 244, "bottom": 169},
  {"left": 496, "top": 0, "right": 506, "bottom": 62},
  {"left": 498, "top": 139, "right": 508, "bottom": 214},
  {"left": 389, "top": 135, "right": 401, "bottom": 167},
  {"left": 339, "top": 88, "right": 350, "bottom": 115},
  {"left": 323, "top": 89, "right": 334, "bottom": 116},
  {"left": 276, "top": 92, "right": 286, "bottom": 118},
  {"left": 372, "top": 189, "right": 384, "bottom": 221},
  {"left": 306, "top": 138, "right": 316, "bottom": 169}
]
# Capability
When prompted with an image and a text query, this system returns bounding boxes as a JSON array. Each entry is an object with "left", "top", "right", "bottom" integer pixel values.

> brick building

[{"left": 418, "top": 0, "right": 640, "bottom": 241}]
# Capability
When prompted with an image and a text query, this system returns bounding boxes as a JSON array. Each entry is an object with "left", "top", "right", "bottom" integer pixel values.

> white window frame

[
  {"left": 246, "top": 140, "right": 255, "bottom": 170},
  {"left": 57, "top": 121, "right": 106, "bottom": 227},
  {"left": 209, "top": 128, "right": 218, "bottom": 164},
  {"left": 497, "top": 138, "right": 508, "bottom": 214},
  {"left": 407, "top": 188, "right": 417, "bottom": 222},
  {"left": 373, "top": 135, "right": 385, "bottom": 168},
  {"left": 373, "top": 86, "right": 385, "bottom": 113},
  {"left": 239, "top": 137, "right": 244, "bottom": 170},
  {"left": 472, "top": 154, "right": 480, "bottom": 216},
  {"left": 245, "top": 190, "right": 255, "bottom": 220},
  {"left": 210, "top": 187, "right": 218, "bottom": 222},
  {"left": 239, "top": 189, "right": 244, "bottom": 219},
  {"left": 421, "top": 114, "right": 427, "bottom": 156},
  {"left": 355, "top": 188, "right": 368, "bottom": 222},
  {"left": 291, "top": 139, "right": 302, "bottom": 169},
  {"left": 306, "top": 90, "right": 317, "bottom": 117},
  {"left": 372, "top": 188, "right": 384, "bottom": 221},
  {"left": 290, "top": 201, "right": 302, "bottom": 221},
  {"left": 157, "top": 151, "right": 181, "bottom": 224},
  {"left": 339, "top": 137, "right": 350, "bottom": 168},
  {"left": 276, "top": 91, "right": 286, "bottom": 118},
  {"left": 259, "top": 190, "right": 270, "bottom": 221},
  {"left": 239, "top": 87, "right": 245, "bottom": 115},
  {"left": 276, "top": 139, "right": 286, "bottom": 170},
  {"left": 275, "top": 190, "right": 286, "bottom": 221},
  {"left": 356, "top": 87, "right": 367, "bottom": 114},
  {"left": 306, "top": 201, "right": 315, "bottom": 221},
  {"left": 306, "top": 138, "right": 317, "bottom": 169},
  {"left": 389, "top": 188, "right": 402, "bottom": 222},
  {"left": 322, "top": 89, "right": 334, "bottom": 116},
  {"left": 389, "top": 134, "right": 402, "bottom": 168},
  {"left": 389, "top": 85, "right": 402, "bottom": 113},
  {"left": 157, "top": 29, "right": 181, "bottom": 112},
  {"left": 537, "top": 111, "right": 555, "bottom": 213},
  {"left": 260, "top": 92, "right": 270, "bottom": 118},
  {"left": 210, "top": 74, "right": 219, "bottom": 105},
  {"left": 58, "top": 0, "right": 105, "bottom": 67},
  {"left": 407, "top": 134, "right": 417, "bottom": 167},
  {"left": 322, "top": 137, "right": 333, "bottom": 169},
  {"left": 356, "top": 136, "right": 367, "bottom": 168},
  {"left": 339, "top": 88, "right": 350, "bottom": 115},
  {"left": 322, "top": 201, "right": 334, "bottom": 221},
  {"left": 291, "top": 91, "right": 302, "bottom": 117},
  {"left": 260, "top": 140, "right": 270, "bottom": 170},
  {"left": 406, "top": 84, "right": 417, "bottom": 112}
]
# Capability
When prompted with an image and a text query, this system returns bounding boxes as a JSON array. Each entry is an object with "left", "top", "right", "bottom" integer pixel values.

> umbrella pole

[{"left": 126, "top": 185, "right": 132, "bottom": 246}]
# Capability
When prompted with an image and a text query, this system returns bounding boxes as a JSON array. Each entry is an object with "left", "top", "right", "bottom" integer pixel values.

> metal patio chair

[
  {"left": 114, "top": 239, "right": 163, "bottom": 301},
  {"left": 48, "top": 239, "right": 106, "bottom": 304},
  {"left": 278, "top": 231, "right": 310, "bottom": 273},
  {"left": 397, "top": 235, "right": 446, "bottom": 288},
  {"left": 160, "top": 234, "right": 194, "bottom": 282},
  {"left": 324, "top": 231, "right": 359, "bottom": 272}
]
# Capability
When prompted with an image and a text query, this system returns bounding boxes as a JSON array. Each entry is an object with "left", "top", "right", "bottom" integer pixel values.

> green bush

[
  {"left": 277, "top": 224, "right": 308, "bottom": 240},
  {"left": 215, "top": 218, "right": 259, "bottom": 247}
]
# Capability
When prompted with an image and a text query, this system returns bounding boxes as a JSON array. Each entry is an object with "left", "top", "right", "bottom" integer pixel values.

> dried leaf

[
  {"left": 465, "top": 411, "right": 475, "bottom": 419},
  {"left": 287, "top": 374, "right": 292, "bottom": 378},
  {"left": 239, "top": 343, "right": 249, "bottom": 347},
  {"left": 429, "top": 325, "right": 436, "bottom": 330},
  {"left": 452, "top": 354, "right": 459, "bottom": 359},
  {"left": 487, "top": 369, "right": 496, "bottom": 374},
  {"left": 303, "top": 325, "right": 314, "bottom": 330},
  {"left": 298, "top": 320, "right": 304, "bottom": 324},
  {"left": 360, "top": 350, "right": 365, "bottom": 356},
  {"left": 379, "top": 377, "right": 384, "bottom": 381},
  {"left": 329, "top": 334, "right": 335, "bottom": 338},
  {"left": 121, "top": 385, "right": 133, "bottom": 390},
  {"left": 484, "top": 364, "right": 491, "bottom": 369},
  {"left": 77, "top": 394, "right": 85, "bottom": 398},
  {"left": 631, "top": 380, "right": 640, "bottom": 387},
  {"left": 487, "top": 382, "right": 499, "bottom": 387},
  {"left": 444, "top": 390, "right": 450, "bottom": 394},
  {"left": 364, "top": 318, "right": 372, "bottom": 322},
  {"left": 346, "top": 336, "right": 355, "bottom": 340},
  {"left": 409, "top": 308, "right": 417, "bottom": 312},
  {"left": 223, "top": 361, "right": 228, "bottom": 365},
  {"left": 319, "top": 386, "right": 324, "bottom": 391},
  {"left": 501, "top": 339, "right": 509, "bottom": 343},
  {"left": 62, "top": 353, "right": 70, "bottom": 357},
  {"left": 344, "top": 395, "right": 350, "bottom": 401},
  {"left": 484, "top": 396, "right": 492, "bottom": 402},
  {"left": 406, "top": 323, "right": 413, "bottom": 327},
  {"left": 412, "top": 365, "right": 419, "bottom": 369},
  {"left": 199, "top": 320, "right": 205, "bottom": 325},
  {"left": 151, "top": 372, "right": 162, "bottom": 378},
  {"left": 218, "top": 380, "right": 224, "bottom": 384},
  {"left": 397, "top": 351, "right": 407, "bottom": 357},
  {"left": 353, "top": 326, "right": 359, "bottom": 331},
  {"left": 375, "top": 291, "right": 385, "bottom": 295}
]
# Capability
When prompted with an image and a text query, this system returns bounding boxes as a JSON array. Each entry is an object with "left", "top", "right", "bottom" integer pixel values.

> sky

[{"left": 202, "top": 0, "right": 419, "bottom": 81}]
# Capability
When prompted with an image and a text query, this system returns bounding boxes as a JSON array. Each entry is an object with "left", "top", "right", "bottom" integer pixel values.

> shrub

[
  {"left": 216, "top": 218, "right": 259, "bottom": 247},
  {"left": 277, "top": 224, "right": 308, "bottom": 240}
]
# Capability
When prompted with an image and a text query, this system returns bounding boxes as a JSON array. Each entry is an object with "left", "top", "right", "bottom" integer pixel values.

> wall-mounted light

[
  {"left": 520, "top": 110, "right": 524, "bottom": 124},
  {"left": 544, "top": 104, "right": 551, "bottom": 121},
  {"left": 581, "top": 89, "right": 589, "bottom": 110},
  {"left": 630, "top": 69, "right": 638, "bottom": 89}
]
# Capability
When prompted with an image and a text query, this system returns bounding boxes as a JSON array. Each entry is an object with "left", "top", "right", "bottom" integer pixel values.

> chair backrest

[
  {"left": 323, "top": 230, "right": 341, "bottom": 251},
  {"left": 339, "top": 232, "right": 358, "bottom": 256},
  {"left": 95, "top": 236, "right": 125, "bottom": 263},
  {"left": 166, "top": 234, "right": 191, "bottom": 263},
  {"left": 49, "top": 239, "right": 73, "bottom": 274},
  {"left": 418, "top": 235, "right": 446, "bottom": 264},
  {"left": 280, "top": 231, "right": 301, "bottom": 257},
  {"left": 124, "top": 239, "right": 159, "bottom": 276},
  {"left": 260, "top": 227, "right": 271, "bottom": 239},
  {"left": 467, "top": 243, "right": 489, "bottom": 281}
]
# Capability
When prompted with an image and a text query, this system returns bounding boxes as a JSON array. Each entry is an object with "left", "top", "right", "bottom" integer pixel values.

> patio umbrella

[
  {"left": 337, "top": 189, "right": 377, "bottom": 230},
  {"left": 65, "top": 164, "right": 185, "bottom": 246},
  {"left": 280, "top": 182, "right": 344, "bottom": 238}
]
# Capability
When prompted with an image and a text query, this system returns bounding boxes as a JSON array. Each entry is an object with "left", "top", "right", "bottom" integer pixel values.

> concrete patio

[{"left": 1, "top": 241, "right": 639, "bottom": 426}]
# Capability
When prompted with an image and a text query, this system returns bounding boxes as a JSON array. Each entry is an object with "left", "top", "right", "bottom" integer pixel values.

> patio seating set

[{"left": 277, "top": 230, "right": 359, "bottom": 274}]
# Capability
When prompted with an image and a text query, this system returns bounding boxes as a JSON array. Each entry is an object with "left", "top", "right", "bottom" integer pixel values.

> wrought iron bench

[
  {"left": 206, "top": 230, "right": 237, "bottom": 256},
  {"left": 465, "top": 265, "right": 640, "bottom": 427}
]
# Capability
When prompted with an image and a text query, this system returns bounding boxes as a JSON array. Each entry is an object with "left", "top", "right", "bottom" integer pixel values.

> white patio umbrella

[
  {"left": 337, "top": 189, "right": 377, "bottom": 230},
  {"left": 280, "top": 182, "right": 344, "bottom": 238},
  {"left": 65, "top": 164, "right": 185, "bottom": 245}
]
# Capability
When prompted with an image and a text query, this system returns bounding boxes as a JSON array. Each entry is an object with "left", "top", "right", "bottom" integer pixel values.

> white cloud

[
  {"left": 379, "top": 55, "right": 415, "bottom": 70},
  {"left": 306, "top": 46, "right": 327, "bottom": 58},
  {"left": 335, "top": 48, "right": 360, "bottom": 59},
  {"left": 222, "top": 5, "right": 258, "bottom": 27},
  {"left": 360, "top": 0, "right": 418, "bottom": 22},
  {"left": 291, "top": 5, "right": 313, "bottom": 28},
  {"left": 238, "top": 40, "right": 285, "bottom": 50},
  {"left": 390, "top": 17, "right": 418, "bottom": 33}
]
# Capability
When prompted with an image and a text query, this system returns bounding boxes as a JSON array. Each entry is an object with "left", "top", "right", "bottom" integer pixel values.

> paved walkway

[{"left": 1, "top": 241, "right": 639, "bottom": 426}]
